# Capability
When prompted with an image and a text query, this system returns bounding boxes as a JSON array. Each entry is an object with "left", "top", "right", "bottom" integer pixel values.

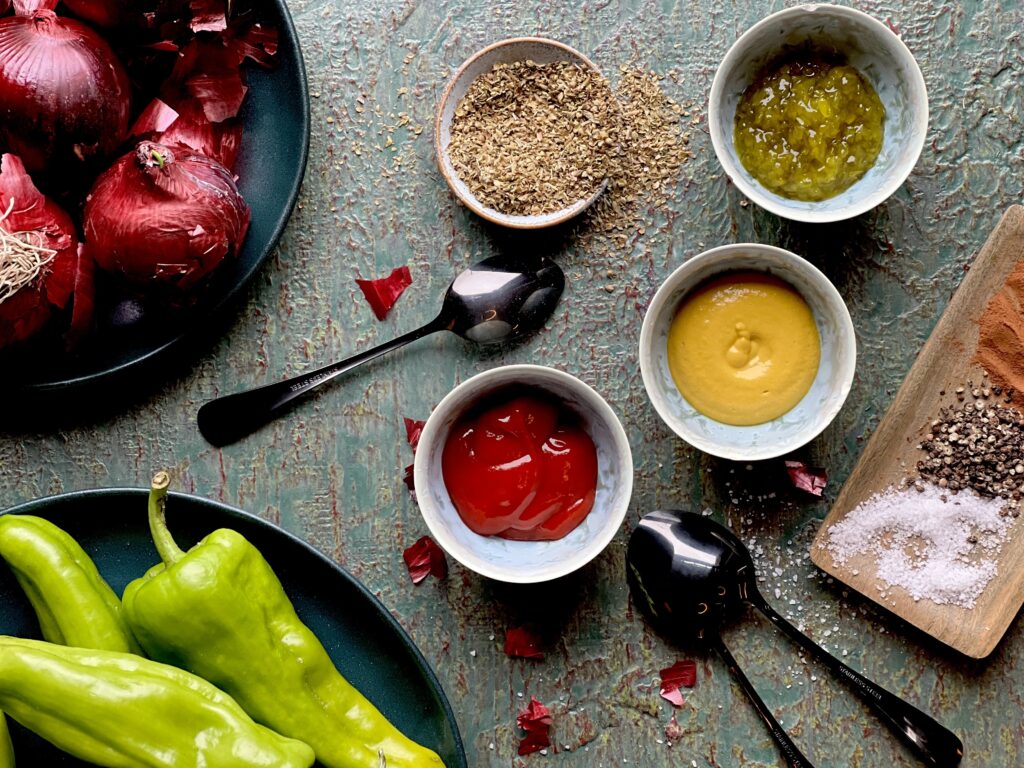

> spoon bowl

[
  {"left": 628, "top": 510, "right": 963, "bottom": 768},
  {"left": 444, "top": 256, "right": 565, "bottom": 344},
  {"left": 197, "top": 254, "right": 565, "bottom": 446},
  {"left": 626, "top": 509, "right": 740, "bottom": 642}
]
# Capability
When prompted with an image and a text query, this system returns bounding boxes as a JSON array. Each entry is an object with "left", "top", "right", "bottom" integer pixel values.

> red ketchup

[{"left": 442, "top": 394, "right": 598, "bottom": 541}]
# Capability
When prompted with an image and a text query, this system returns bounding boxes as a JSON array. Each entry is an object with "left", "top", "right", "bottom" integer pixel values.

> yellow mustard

[
  {"left": 734, "top": 55, "right": 885, "bottom": 201},
  {"left": 667, "top": 272, "right": 820, "bottom": 425}
]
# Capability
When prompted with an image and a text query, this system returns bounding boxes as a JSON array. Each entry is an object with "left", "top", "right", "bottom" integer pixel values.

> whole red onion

[
  {"left": 0, "top": 153, "right": 82, "bottom": 350},
  {"left": 84, "top": 141, "right": 251, "bottom": 291},
  {"left": 0, "top": 6, "right": 131, "bottom": 173}
]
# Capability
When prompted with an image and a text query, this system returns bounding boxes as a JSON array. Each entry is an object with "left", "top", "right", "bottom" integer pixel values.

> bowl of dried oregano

[{"left": 435, "top": 37, "right": 619, "bottom": 229}]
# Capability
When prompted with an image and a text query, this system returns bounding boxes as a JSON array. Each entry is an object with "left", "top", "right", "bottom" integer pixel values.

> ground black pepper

[{"left": 913, "top": 379, "right": 1024, "bottom": 516}]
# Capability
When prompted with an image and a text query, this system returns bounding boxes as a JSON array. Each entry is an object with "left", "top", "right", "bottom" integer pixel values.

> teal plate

[
  {"left": 5, "top": 0, "right": 310, "bottom": 394},
  {"left": 0, "top": 489, "right": 467, "bottom": 768}
]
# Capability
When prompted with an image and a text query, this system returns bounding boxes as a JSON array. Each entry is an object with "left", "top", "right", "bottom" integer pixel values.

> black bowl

[
  {"left": 0, "top": 489, "right": 468, "bottom": 767},
  {"left": 4, "top": 0, "right": 310, "bottom": 397}
]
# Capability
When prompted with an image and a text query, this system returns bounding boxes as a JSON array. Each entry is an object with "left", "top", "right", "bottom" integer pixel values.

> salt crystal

[{"left": 825, "top": 483, "right": 1012, "bottom": 608}]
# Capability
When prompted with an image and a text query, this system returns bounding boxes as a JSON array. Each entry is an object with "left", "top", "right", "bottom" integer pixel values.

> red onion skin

[
  {"left": 84, "top": 141, "right": 251, "bottom": 292},
  {"left": 0, "top": 153, "right": 81, "bottom": 350},
  {"left": 158, "top": 99, "right": 242, "bottom": 170},
  {"left": 0, "top": 10, "right": 131, "bottom": 173}
]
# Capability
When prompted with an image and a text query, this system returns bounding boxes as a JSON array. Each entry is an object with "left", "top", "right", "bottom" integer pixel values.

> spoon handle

[
  {"left": 712, "top": 635, "right": 817, "bottom": 768},
  {"left": 197, "top": 316, "right": 446, "bottom": 447},
  {"left": 750, "top": 596, "right": 963, "bottom": 767}
]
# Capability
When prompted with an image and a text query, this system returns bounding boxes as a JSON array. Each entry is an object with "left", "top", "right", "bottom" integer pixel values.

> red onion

[
  {"left": 0, "top": 153, "right": 82, "bottom": 350},
  {"left": 84, "top": 141, "right": 251, "bottom": 291},
  {"left": 0, "top": 6, "right": 131, "bottom": 173}
]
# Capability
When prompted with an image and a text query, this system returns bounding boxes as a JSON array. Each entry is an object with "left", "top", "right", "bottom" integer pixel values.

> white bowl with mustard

[{"left": 639, "top": 243, "right": 856, "bottom": 461}]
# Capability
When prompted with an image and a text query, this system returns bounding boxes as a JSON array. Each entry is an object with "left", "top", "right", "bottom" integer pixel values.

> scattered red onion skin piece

[
  {"left": 164, "top": 38, "right": 247, "bottom": 123},
  {"left": 61, "top": 0, "right": 120, "bottom": 26},
  {"left": 785, "top": 460, "right": 827, "bottom": 496},
  {"left": 356, "top": 266, "right": 412, "bottom": 320},
  {"left": 83, "top": 141, "right": 250, "bottom": 292},
  {"left": 404, "top": 417, "right": 426, "bottom": 453},
  {"left": 504, "top": 626, "right": 545, "bottom": 660},
  {"left": 130, "top": 99, "right": 181, "bottom": 139},
  {"left": 0, "top": 9, "right": 131, "bottom": 173},
  {"left": 516, "top": 697, "right": 553, "bottom": 755},
  {"left": 231, "top": 20, "right": 278, "bottom": 67},
  {"left": 659, "top": 659, "right": 697, "bottom": 708},
  {"left": 189, "top": 0, "right": 226, "bottom": 32},
  {"left": 0, "top": 153, "right": 79, "bottom": 350},
  {"left": 402, "top": 536, "right": 447, "bottom": 584}
]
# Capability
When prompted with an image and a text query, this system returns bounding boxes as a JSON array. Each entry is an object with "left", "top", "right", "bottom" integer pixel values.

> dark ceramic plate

[
  {"left": 0, "top": 489, "right": 467, "bottom": 768},
  {"left": 7, "top": 0, "right": 310, "bottom": 394}
]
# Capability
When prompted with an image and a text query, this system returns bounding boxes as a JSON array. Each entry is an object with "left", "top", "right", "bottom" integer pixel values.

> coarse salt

[{"left": 825, "top": 482, "right": 1013, "bottom": 608}]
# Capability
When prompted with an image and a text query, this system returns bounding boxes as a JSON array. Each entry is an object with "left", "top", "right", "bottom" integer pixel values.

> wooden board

[{"left": 811, "top": 206, "right": 1024, "bottom": 659}]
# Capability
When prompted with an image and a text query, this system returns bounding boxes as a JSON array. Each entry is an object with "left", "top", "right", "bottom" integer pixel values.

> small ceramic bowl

[
  {"left": 414, "top": 365, "right": 633, "bottom": 583},
  {"left": 708, "top": 4, "right": 928, "bottom": 223},
  {"left": 639, "top": 243, "right": 856, "bottom": 461},
  {"left": 434, "top": 37, "right": 609, "bottom": 230}
]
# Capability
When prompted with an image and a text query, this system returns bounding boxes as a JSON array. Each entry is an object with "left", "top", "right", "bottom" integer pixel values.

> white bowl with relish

[
  {"left": 639, "top": 243, "right": 856, "bottom": 461},
  {"left": 708, "top": 4, "right": 928, "bottom": 223}
]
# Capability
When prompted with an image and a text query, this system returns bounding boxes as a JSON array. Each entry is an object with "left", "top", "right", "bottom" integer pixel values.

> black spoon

[
  {"left": 626, "top": 510, "right": 964, "bottom": 768},
  {"left": 197, "top": 254, "right": 565, "bottom": 446}
]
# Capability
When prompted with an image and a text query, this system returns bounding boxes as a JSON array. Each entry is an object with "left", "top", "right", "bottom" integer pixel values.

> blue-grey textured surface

[{"left": 3, "top": 0, "right": 1023, "bottom": 765}]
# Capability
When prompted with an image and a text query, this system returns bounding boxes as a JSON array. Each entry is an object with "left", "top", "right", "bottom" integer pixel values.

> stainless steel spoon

[
  {"left": 197, "top": 254, "right": 565, "bottom": 446},
  {"left": 626, "top": 510, "right": 964, "bottom": 768}
]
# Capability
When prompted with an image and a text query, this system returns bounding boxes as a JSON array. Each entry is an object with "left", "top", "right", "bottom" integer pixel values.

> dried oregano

[
  {"left": 448, "top": 60, "right": 621, "bottom": 216},
  {"left": 447, "top": 60, "right": 691, "bottom": 224}
]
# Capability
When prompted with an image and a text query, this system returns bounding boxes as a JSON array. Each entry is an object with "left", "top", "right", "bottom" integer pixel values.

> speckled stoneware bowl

[
  {"left": 639, "top": 243, "right": 856, "bottom": 461},
  {"left": 414, "top": 365, "right": 632, "bottom": 583},
  {"left": 435, "top": 37, "right": 609, "bottom": 229},
  {"left": 708, "top": 4, "right": 928, "bottom": 223}
]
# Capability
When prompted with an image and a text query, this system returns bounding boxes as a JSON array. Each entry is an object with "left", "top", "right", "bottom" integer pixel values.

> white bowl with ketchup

[{"left": 414, "top": 365, "right": 633, "bottom": 583}]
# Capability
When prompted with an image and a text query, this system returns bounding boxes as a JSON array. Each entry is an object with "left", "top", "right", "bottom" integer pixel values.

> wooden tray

[{"left": 810, "top": 205, "right": 1024, "bottom": 659}]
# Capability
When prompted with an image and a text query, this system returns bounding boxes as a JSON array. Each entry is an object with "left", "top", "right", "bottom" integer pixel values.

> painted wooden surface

[
  {"left": 811, "top": 206, "right": 1024, "bottom": 660},
  {"left": 3, "top": 1, "right": 1024, "bottom": 765}
]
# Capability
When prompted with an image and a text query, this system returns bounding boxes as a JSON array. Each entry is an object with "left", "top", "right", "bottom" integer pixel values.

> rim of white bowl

[
  {"left": 638, "top": 243, "right": 857, "bottom": 460},
  {"left": 708, "top": 3, "right": 929, "bottom": 223},
  {"left": 434, "top": 37, "right": 610, "bottom": 230},
  {"left": 413, "top": 364, "right": 634, "bottom": 583}
]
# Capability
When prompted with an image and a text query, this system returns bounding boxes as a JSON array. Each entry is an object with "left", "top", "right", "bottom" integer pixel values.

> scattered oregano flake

[{"left": 593, "top": 66, "right": 692, "bottom": 233}]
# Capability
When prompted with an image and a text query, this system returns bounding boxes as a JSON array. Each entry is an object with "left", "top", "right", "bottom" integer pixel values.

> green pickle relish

[{"left": 734, "top": 55, "right": 885, "bottom": 202}]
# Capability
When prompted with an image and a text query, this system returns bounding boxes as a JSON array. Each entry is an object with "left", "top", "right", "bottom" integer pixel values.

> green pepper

[
  {"left": 0, "top": 713, "right": 13, "bottom": 768},
  {"left": 0, "top": 514, "right": 141, "bottom": 654},
  {"left": 123, "top": 472, "right": 445, "bottom": 768},
  {"left": 0, "top": 635, "right": 315, "bottom": 768}
]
